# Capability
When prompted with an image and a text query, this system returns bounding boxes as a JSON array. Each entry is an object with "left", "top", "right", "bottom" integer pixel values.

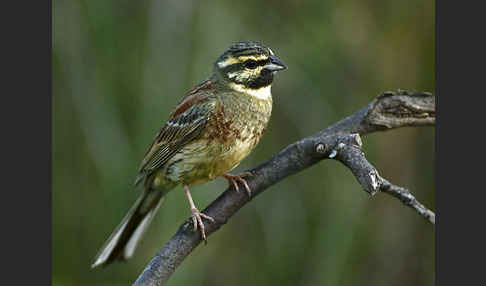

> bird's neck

[
  {"left": 210, "top": 73, "right": 273, "bottom": 101},
  {"left": 228, "top": 83, "right": 272, "bottom": 101}
]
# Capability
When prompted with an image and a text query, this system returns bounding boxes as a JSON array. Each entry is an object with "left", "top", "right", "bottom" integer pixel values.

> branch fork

[{"left": 133, "top": 90, "right": 435, "bottom": 286}]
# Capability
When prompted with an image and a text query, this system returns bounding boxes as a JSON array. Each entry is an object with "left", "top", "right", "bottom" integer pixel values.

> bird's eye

[{"left": 244, "top": 60, "right": 258, "bottom": 69}]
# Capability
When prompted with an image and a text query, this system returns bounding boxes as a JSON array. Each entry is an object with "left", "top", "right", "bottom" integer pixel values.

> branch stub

[{"left": 315, "top": 143, "right": 327, "bottom": 154}]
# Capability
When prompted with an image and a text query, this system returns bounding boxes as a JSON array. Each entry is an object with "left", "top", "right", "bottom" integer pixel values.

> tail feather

[
  {"left": 92, "top": 190, "right": 164, "bottom": 268},
  {"left": 123, "top": 197, "right": 163, "bottom": 259}
]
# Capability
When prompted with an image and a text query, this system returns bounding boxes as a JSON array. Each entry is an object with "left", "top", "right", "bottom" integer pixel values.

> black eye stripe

[
  {"left": 223, "top": 59, "right": 269, "bottom": 73},
  {"left": 244, "top": 59, "right": 269, "bottom": 69},
  {"left": 256, "top": 59, "right": 269, "bottom": 66},
  {"left": 244, "top": 60, "right": 258, "bottom": 69}
]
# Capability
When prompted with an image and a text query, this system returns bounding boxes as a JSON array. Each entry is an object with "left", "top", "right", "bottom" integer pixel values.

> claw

[
  {"left": 184, "top": 185, "right": 214, "bottom": 242},
  {"left": 191, "top": 213, "right": 198, "bottom": 232},
  {"left": 190, "top": 207, "right": 214, "bottom": 242},
  {"left": 222, "top": 172, "right": 253, "bottom": 198}
]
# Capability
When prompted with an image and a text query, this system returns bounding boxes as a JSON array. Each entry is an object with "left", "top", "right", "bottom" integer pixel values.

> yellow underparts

[{"left": 151, "top": 124, "right": 264, "bottom": 189}]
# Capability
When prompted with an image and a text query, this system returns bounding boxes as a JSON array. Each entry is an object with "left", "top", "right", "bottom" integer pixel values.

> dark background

[{"left": 52, "top": 0, "right": 434, "bottom": 285}]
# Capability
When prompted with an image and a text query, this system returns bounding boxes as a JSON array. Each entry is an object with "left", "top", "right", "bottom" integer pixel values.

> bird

[{"left": 92, "top": 41, "right": 286, "bottom": 268}]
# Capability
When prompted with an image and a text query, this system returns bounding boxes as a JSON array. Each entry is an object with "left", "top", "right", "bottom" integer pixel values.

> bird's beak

[{"left": 264, "top": 55, "right": 287, "bottom": 71}]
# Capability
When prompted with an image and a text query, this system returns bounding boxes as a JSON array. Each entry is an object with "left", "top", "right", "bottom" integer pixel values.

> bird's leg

[
  {"left": 183, "top": 185, "right": 215, "bottom": 242},
  {"left": 222, "top": 172, "right": 253, "bottom": 198}
]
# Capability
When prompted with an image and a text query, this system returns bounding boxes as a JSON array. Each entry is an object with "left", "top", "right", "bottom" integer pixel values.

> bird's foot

[
  {"left": 184, "top": 185, "right": 214, "bottom": 242},
  {"left": 222, "top": 172, "right": 253, "bottom": 198},
  {"left": 190, "top": 207, "right": 215, "bottom": 242}
]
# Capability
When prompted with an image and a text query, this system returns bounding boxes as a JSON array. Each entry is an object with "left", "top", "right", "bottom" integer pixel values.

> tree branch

[
  {"left": 133, "top": 90, "right": 435, "bottom": 286},
  {"left": 328, "top": 133, "right": 435, "bottom": 224},
  {"left": 380, "top": 178, "right": 435, "bottom": 224},
  {"left": 321, "top": 89, "right": 434, "bottom": 136}
]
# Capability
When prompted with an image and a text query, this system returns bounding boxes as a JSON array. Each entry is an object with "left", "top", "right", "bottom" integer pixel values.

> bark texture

[{"left": 133, "top": 90, "right": 435, "bottom": 286}]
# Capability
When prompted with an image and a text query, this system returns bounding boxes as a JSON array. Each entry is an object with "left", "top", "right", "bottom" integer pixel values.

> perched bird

[{"left": 92, "top": 41, "right": 286, "bottom": 268}]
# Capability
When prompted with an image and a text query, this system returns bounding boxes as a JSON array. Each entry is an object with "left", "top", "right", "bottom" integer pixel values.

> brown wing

[
  {"left": 169, "top": 79, "right": 214, "bottom": 118},
  {"left": 134, "top": 80, "right": 216, "bottom": 186}
]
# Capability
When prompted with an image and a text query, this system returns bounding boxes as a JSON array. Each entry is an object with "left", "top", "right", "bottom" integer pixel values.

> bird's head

[{"left": 214, "top": 41, "right": 286, "bottom": 94}]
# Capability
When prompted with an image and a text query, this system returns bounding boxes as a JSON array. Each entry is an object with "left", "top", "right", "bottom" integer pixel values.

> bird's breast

[
  {"left": 205, "top": 92, "right": 272, "bottom": 146},
  {"left": 163, "top": 92, "right": 272, "bottom": 186},
  {"left": 201, "top": 93, "right": 271, "bottom": 177}
]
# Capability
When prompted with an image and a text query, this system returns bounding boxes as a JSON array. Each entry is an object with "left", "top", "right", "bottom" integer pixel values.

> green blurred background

[{"left": 52, "top": 0, "right": 434, "bottom": 285}]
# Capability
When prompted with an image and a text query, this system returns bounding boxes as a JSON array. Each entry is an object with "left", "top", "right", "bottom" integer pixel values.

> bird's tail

[{"left": 91, "top": 190, "right": 165, "bottom": 268}]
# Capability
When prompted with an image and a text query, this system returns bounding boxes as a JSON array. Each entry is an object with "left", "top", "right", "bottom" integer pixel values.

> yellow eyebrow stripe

[
  {"left": 238, "top": 55, "right": 269, "bottom": 61},
  {"left": 217, "top": 55, "right": 269, "bottom": 68}
]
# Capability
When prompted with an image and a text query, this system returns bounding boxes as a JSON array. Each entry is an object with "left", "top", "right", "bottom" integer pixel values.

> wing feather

[{"left": 135, "top": 98, "right": 215, "bottom": 185}]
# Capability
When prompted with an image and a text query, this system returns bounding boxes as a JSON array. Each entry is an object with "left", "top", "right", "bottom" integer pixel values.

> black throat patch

[{"left": 246, "top": 69, "right": 273, "bottom": 89}]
